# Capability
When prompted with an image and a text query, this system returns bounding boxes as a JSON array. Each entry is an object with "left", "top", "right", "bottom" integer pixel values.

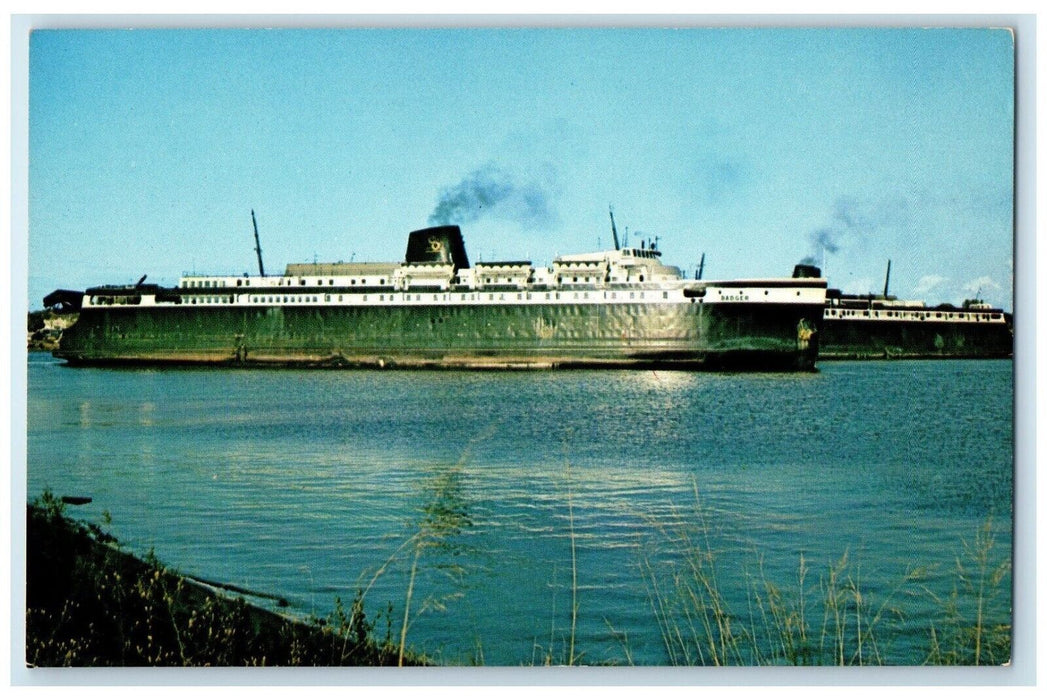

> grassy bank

[
  {"left": 25, "top": 492, "right": 422, "bottom": 667},
  {"left": 638, "top": 489, "right": 1012, "bottom": 666}
]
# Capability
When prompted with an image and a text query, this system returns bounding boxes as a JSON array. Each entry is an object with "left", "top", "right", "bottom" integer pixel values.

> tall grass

[
  {"left": 923, "top": 517, "right": 1012, "bottom": 665},
  {"left": 640, "top": 487, "right": 1011, "bottom": 666},
  {"left": 566, "top": 451, "right": 579, "bottom": 665},
  {"left": 358, "top": 423, "right": 496, "bottom": 665}
]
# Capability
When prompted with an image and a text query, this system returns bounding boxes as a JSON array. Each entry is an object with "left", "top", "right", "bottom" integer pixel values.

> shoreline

[{"left": 24, "top": 493, "right": 422, "bottom": 667}]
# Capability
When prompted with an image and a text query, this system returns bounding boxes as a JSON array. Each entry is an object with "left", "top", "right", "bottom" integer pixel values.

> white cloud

[
  {"left": 962, "top": 276, "right": 1002, "bottom": 296},
  {"left": 913, "top": 274, "right": 948, "bottom": 296}
]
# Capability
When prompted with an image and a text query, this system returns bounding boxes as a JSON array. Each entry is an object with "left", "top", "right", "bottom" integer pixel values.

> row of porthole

[
  {"left": 191, "top": 276, "right": 677, "bottom": 293},
  {"left": 555, "top": 275, "right": 643, "bottom": 284},
  {"left": 222, "top": 277, "right": 389, "bottom": 288},
  {"left": 828, "top": 308, "right": 994, "bottom": 321},
  {"left": 228, "top": 290, "right": 672, "bottom": 304},
  {"left": 717, "top": 289, "right": 803, "bottom": 297},
  {"left": 246, "top": 295, "right": 320, "bottom": 304}
]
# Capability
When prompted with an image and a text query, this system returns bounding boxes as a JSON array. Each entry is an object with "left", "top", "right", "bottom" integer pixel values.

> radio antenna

[{"left": 251, "top": 209, "right": 266, "bottom": 277}]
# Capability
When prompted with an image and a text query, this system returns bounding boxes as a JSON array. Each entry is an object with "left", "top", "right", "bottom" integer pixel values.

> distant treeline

[{"left": 27, "top": 310, "right": 76, "bottom": 351}]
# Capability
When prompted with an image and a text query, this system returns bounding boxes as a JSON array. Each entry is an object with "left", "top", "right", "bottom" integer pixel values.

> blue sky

[{"left": 27, "top": 27, "right": 1015, "bottom": 309}]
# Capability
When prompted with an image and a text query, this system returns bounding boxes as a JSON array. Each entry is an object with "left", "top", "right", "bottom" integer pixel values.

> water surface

[{"left": 27, "top": 355, "right": 1013, "bottom": 665}]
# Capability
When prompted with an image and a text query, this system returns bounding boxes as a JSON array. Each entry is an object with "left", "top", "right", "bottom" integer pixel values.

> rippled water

[{"left": 26, "top": 355, "right": 1013, "bottom": 665}]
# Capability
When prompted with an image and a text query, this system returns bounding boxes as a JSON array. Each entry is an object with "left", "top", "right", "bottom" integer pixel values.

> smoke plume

[
  {"left": 801, "top": 195, "right": 910, "bottom": 265},
  {"left": 428, "top": 164, "right": 557, "bottom": 230}
]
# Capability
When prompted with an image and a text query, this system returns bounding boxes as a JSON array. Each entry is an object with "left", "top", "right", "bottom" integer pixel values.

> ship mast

[
  {"left": 608, "top": 206, "right": 621, "bottom": 251},
  {"left": 251, "top": 209, "right": 266, "bottom": 277},
  {"left": 882, "top": 259, "right": 891, "bottom": 298},
  {"left": 696, "top": 252, "right": 705, "bottom": 280}
]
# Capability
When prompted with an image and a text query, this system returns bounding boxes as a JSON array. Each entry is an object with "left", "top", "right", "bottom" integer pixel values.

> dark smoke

[
  {"left": 428, "top": 164, "right": 556, "bottom": 230},
  {"left": 803, "top": 196, "right": 904, "bottom": 262},
  {"left": 811, "top": 227, "right": 841, "bottom": 255}
]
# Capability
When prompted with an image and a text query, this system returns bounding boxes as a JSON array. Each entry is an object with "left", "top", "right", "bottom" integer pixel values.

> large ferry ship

[
  {"left": 818, "top": 262, "right": 1012, "bottom": 359},
  {"left": 43, "top": 220, "right": 828, "bottom": 371}
]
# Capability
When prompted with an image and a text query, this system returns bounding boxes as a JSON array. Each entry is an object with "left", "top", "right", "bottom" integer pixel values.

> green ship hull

[
  {"left": 819, "top": 317, "right": 1012, "bottom": 360},
  {"left": 54, "top": 300, "right": 821, "bottom": 371}
]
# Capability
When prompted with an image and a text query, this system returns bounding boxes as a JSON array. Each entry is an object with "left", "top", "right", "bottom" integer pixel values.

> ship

[
  {"left": 818, "top": 261, "right": 1013, "bottom": 360},
  {"left": 42, "top": 215, "right": 828, "bottom": 371}
]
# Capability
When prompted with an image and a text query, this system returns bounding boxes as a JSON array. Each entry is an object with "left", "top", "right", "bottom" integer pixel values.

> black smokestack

[{"left": 428, "top": 164, "right": 556, "bottom": 230}]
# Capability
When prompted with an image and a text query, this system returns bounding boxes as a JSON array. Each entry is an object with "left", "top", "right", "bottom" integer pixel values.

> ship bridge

[{"left": 554, "top": 246, "right": 683, "bottom": 285}]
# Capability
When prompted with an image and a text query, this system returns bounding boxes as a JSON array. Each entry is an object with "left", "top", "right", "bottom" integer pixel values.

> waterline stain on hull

[{"left": 55, "top": 301, "right": 822, "bottom": 372}]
